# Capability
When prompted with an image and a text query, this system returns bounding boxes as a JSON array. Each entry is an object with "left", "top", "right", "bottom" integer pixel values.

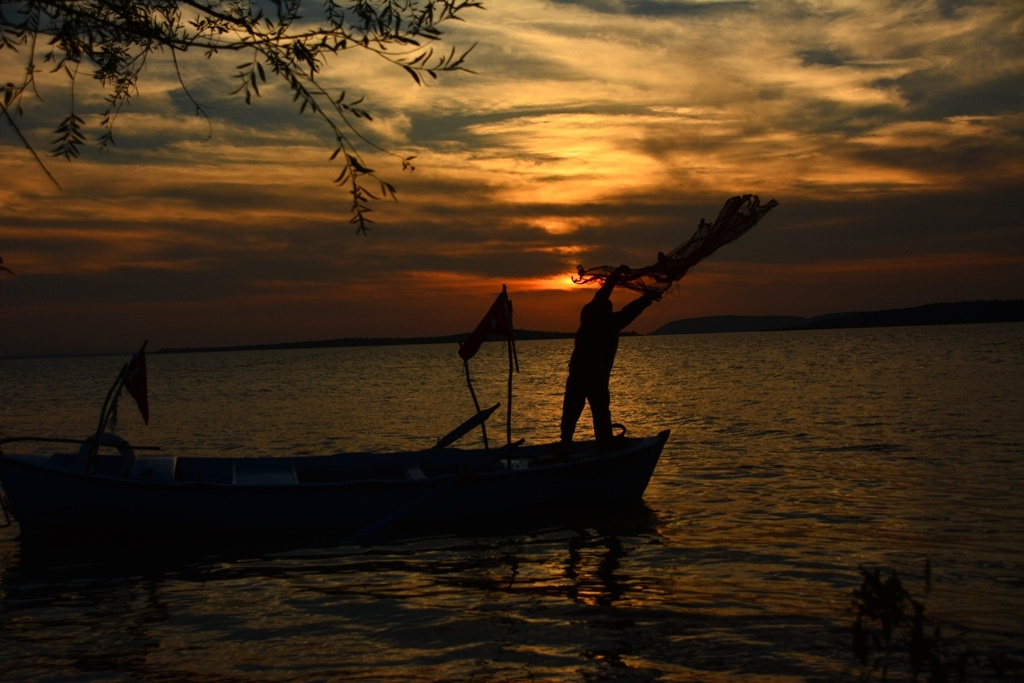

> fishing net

[{"left": 573, "top": 194, "right": 778, "bottom": 296}]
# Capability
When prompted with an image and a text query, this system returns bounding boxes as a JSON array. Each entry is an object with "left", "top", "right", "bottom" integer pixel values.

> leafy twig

[{"left": 1, "top": 0, "right": 484, "bottom": 230}]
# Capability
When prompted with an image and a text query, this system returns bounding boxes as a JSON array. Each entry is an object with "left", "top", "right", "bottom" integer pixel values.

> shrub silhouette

[{"left": 851, "top": 562, "right": 1020, "bottom": 682}]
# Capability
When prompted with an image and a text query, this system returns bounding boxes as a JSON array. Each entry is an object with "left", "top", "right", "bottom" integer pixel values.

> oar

[
  {"left": 351, "top": 438, "right": 523, "bottom": 540},
  {"left": 434, "top": 403, "right": 500, "bottom": 449}
]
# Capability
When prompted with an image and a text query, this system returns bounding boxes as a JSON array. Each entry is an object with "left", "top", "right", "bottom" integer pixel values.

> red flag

[
  {"left": 125, "top": 342, "right": 149, "bottom": 425},
  {"left": 459, "top": 288, "right": 513, "bottom": 361}
]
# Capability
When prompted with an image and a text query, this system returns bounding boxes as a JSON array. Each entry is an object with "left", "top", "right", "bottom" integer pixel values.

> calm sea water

[{"left": 1, "top": 324, "right": 1022, "bottom": 681}]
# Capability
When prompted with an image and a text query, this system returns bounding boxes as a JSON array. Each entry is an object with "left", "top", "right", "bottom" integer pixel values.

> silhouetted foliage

[
  {"left": 0, "top": 0, "right": 482, "bottom": 233},
  {"left": 851, "top": 563, "right": 1021, "bottom": 682}
]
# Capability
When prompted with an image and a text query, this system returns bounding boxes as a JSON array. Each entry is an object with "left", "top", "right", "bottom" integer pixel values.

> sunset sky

[{"left": 2, "top": 0, "right": 1023, "bottom": 356}]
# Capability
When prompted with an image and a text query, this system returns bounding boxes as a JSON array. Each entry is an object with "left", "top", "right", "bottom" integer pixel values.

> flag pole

[
  {"left": 458, "top": 287, "right": 518, "bottom": 451},
  {"left": 503, "top": 285, "right": 519, "bottom": 462},
  {"left": 503, "top": 286, "right": 515, "bottom": 446},
  {"left": 506, "top": 339, "right": 513, "bottom": 447}
]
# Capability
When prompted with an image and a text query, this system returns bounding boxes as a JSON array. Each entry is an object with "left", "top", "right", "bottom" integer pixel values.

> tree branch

[{"left": 1, "top": 0, "right": 483, "bottom": 230}]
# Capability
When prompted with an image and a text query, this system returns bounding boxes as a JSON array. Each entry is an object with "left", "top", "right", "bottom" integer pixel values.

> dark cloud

[
  {"left": 3, "top": 0, "right": 1023, "bottom": 355},
  {"left": 879, "top": 70, "right": 1024, "bottom": 119},
  {"left": 797, "top": 48, "right": 854, "bottom": 68},
  {"left": 548, "top": 0, "right": 754, "bottom": 17},
  {"left": 730, "top": 189, "right": 1024, "bottom": 263}
]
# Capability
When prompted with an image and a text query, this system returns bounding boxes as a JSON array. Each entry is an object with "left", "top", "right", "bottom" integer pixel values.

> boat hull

[{"left": 0, "top": 431, "right": 669, "bottom": 540}]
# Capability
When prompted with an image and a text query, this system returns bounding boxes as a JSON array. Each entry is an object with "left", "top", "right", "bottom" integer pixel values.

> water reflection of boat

[{"left": 0, "top": 430, "right": 669, "bottom": 541}]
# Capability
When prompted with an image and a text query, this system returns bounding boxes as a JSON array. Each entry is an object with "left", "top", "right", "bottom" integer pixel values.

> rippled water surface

[{"left": 2, "top": 324, "right": 1022, "bottom": 681}]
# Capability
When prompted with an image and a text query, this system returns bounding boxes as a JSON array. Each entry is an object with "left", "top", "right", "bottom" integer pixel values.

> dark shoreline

[
  {"left": 155, "top": 329, "right": 578, "bottom": 354},
  {"left": 152, "top": 299, "right": 1023, "bottom": 354}
]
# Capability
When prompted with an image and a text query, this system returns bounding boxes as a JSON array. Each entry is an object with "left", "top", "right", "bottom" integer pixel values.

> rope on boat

[
  {"left": 0, "top": 436, "right": 160, "bottom": 450},
  {"left": 0, "top": 436, "right": 88, "bottom": 446}
]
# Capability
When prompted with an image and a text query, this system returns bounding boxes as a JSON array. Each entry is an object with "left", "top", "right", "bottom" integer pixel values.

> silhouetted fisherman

[{"left": 560, "top": 266, "right": 659, "bottom": 449}]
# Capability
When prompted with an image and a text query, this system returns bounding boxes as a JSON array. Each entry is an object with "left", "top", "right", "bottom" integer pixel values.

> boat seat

[
  {"left": 129, "top": 456, "right": 177, "bottom": 482},
  {"left": 47, "top": 453, "right": 80, "bottom": 471},
  {"left": 234, "top": 458, "right": 298, "bottom": 485},
  {"left": 176, "top": 457, "right": 234, "bottom": 484}
]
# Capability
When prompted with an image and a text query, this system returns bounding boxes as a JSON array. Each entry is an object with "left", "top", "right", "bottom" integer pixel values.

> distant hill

[
  {"left": 651, "top": 315, "right": 808, "bottom": 335},
  {"left": 158, "top": 300, "right": 1023, "bottom": 354},
  {"left": 651, "top": 300, "right": 1024, "bottom": 336},
  {"left": 157, "top": 329, "right": 575, "bottom": 354},
  {"left": 793, "top": 300, "right": 1024, "bottom": 331}
]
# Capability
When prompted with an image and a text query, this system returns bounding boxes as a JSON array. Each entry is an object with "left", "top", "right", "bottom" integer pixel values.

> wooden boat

[{"left": 0, "top": 430, "right": 670, "bottom": 541}]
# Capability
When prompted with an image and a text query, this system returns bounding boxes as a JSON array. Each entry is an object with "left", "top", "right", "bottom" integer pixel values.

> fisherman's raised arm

[
  {"left": 593, "top": 265, "right": 629, "bottom": 303},
  {"left": 614, "top": 291, "right": 658, "bottom": 330}
]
